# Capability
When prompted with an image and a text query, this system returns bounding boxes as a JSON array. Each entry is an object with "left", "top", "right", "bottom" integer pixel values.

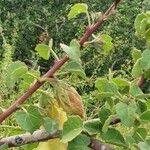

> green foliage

[
  {"left": 0, "top": 144, "right": 8, "bottom": 150},
  {"left": 35, "top": 44, "right": 51, "bottom": 60},
  {"left": 101, "top": 128, "right": 126, "bottom": 147},
  {"left": 83, "top": 119, "right": 102, "bottom": 135},
  {"left": 68, "top": 134, "right": 91, "bottom": 150},
  {"left": 60, "top": 39, "right": 81, "bottom": 63},
  {"left": 5, "top": 61, "right": 28, "bottom": 88},
  {"left": 135, "top": 12, "right": 150, "bottom": 43},
  {"left": 115, "top": 102, "right": 136, "bottom": 127},
  {"left": 100, "top": 34, "right": 113, "bottom": 54},
  {"left": 1, "top": 1, "right": 150, "bottom": 150},
  {"left": 68, "top": 3, "right": 88, "bottom": 19},
  {"left": 15, "top": 106, "right": 43, "bottom": 133},
  {"left": 61, "top": 116, "right": 83, "bottom": 143},
  {"left": 43, "top": 117, "right": 58, "bottom": 134},
  {"left": 60, "top": 61, "right": 86, "bottom": 78}
]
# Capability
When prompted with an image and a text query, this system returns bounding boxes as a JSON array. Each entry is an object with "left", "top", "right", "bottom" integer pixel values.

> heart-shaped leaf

[
  {"left": 61, "top": 116, "right": 83, "bottom": 143},
  {"left": 15, "top": 106, "right": 43, "bottom": 133},
  {"left": 68, "top": 3, "right": 88, "bottom": 19}
]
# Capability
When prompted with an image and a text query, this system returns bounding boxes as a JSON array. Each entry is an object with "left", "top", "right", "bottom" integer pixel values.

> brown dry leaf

[{"left": 55, "top": 83, "right": 86, "bottom": 119}]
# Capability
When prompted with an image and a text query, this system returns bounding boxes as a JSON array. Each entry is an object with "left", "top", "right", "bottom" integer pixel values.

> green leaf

[
  {"left": 146, "top": 100, "right": 150, "bottom": 109},
  {"left": 61, "top": 61, "right": 86, "bottom": 78},
  {"left": 43, "top": 117, "right": 58, "bottom": 134},
  {"left": 101, "top": 34, "right": 113, "bottom": 54},
  {"left": 140, "top": 110, "right": 150, "bottom": 121},
  {"left": 129, "top": 83, "right": 143, "bottom": 96},
  {"left": 5, "top": 61, "right": 28, "bottom": 88},
  {"left": 132, "top": 59, "right": 143, "bottom": 78},
  {"left": 102, "top": 115, "right": 114, "bottom": 133},
  {"left": 21, "top": 70, "right": 40, "bottom": 90},
  {"left": 125, "top": 135, "right": 136, "bottom": 145},
  {"left": 95, "top": 78, "right": 118, "bottom": 94},
  {"left": 133, "top": 128, "right": 147, "bottom": 143},
  {"left": 145, "top": 28, "right": 150, "bottom": 43},
  {"left": 61, "top": 116, "right": 83, "bottom": 143},
  {"left": 83, "top": 119, "right": 102, "bottom": 135},
  {"left": 60, "top": 39, "right": 81, "bottom": 63},
  {"left": 138, "top": 142, "right": 150, "bottom": 150},
  {"left": 15, "top": 106, "right": 43, "bottom": 133},
  {"left": 68, "top": 134, "right": 91, "bottom": 150},
  {"left": 144, "top": 69, "right": 150, "bottom": 78},
  {"left": 135, "top": 13, "right": 147, "bottom": 36},
  {"left": 96, "top": 92, "right": 114, "bottom": 99},
  {"left": 35, "top": 44, "right": 50, "bottom": 60},
  {"left": 140, "top": 18, "right": 148, "bottom": 36},
  {"left": 112, "top": 78, "right": 129, "bottom": 88},
  {"left": 101, "top": 128, "right": 126, "bottom": 146},
  {"left": 22, "top": 142, "right": 39, "bottom": 150},
  {"left": 99, "top": 108, "right": 111, "bottom": 125},
  {"left": 68, "top": 3, "right": 88, "bottom": 19},
  {"left": 115, "top": 102, "right": 136, "bottom": 127},
  {"left": 141, "top": 49, "right": 150, "bottom": 70},
  {"left": 132, "top": 48, "right": 142, "bottom": 63},
  {"left": 0, "top": 144, "right": 8, "bottom": 150}
]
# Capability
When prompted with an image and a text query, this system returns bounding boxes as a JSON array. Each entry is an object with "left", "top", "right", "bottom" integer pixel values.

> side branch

[
  {"left": 0, "top": 0, "right": 121, "bottom": 123},
  {"left": 0, "top": 129, "right": 113, "bottom": 150}
]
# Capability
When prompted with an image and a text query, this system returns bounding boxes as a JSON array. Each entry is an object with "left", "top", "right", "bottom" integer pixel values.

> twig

[
  {"left": 0, "top": 129, "right": 113, "bottom": 150},
  {"left": 0, "top": 0, "right": 121, "bottom": 123}
]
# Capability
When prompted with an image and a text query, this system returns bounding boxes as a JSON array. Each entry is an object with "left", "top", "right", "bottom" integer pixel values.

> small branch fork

[
  {"left": 0, "top": 0, "right": 121, "bottom": 150},
  {"left": 0, "top": 129, "right": 113, "bottom": 150}
]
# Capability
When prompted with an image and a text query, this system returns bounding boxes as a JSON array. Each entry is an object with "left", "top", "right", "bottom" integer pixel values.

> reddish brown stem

[
  {"left": 0, "top": 0, "right": 121, "bottom": 123},
  {"left": 137, "top": 74, "right": 146, "bottom": 88}
]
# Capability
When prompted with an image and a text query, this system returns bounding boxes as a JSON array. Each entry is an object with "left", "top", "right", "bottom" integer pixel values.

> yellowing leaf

[
  {"left": 36, "top": 139, "right": 67, "bottom": 150},
  {"left": 35, "top": 44, "right": 50, "bottom": 60},
  {"left": 49, "top": 102, "right": 67, "bottom": 130}
]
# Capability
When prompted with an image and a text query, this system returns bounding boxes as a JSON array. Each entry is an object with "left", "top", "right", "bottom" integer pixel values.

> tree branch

[
  {"left": 0, "top": 0, "right": 121, "bottom": 123},
  {"left": 0, "top": 129, "right": 114, "bottom": 150}
]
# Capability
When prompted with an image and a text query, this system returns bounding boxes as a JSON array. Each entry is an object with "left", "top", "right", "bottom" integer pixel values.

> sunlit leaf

[
  {"left": 145, "top": 28, "right": 150, "bottom": 43},
  {"left": 132, "top": 59, "right": 143, "bottom": 78},
  {"left": 60, "top": 39, "right": 81, "bottom": 63},
  {"left": 35, "top": 44, "right": 50, "bottom": 60},
  {"left": 141, "top": 49, "right": 150, "bottom": 70},
  {"left": 132, "top": 48, "right": 142, "bottom": 63},
  {"left": 68, "top": 3, "right": 88, "bottom": 19},
  {"left": 135, "top": 13, "right": 147, "bottom": 36},
  {"left": 138, "top": 141, "right": 150, "bottom": 150},
  {"left": 61, "top": 116, "right": 83, "bottom": 143},
  {"left": 101, "top": 34, "right": 113, "bottom": 54}
]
